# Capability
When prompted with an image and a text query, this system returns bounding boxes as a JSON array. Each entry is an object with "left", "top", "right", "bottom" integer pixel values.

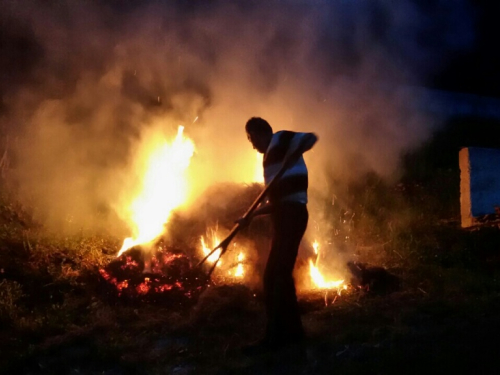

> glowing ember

[
  {"left": 121, "top": 256, "right": 139, "bottom": 270},
  {"left": 100, "top": 247, "right": 206, "bottom": 302},
  {"left": 136, "top": 277, "right": 151, "bottom": 295},
  {"left": 118, "top": 126, "right": 195, "bottom": 256},
  {"left": 116, "top": 280, "right": 129, "bottom": 293}
]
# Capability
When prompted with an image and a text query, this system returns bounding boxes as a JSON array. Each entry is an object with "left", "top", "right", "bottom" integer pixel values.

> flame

[
  {"left": 308, "top": 240, "right": 345, "bottom": 291},
  {"left": 200, "top": 232, "right": 222, "bottom": 264},
  {"left": 118, "top": 126, "right": 195, "bottom": 256},
  {"left": 253, "top": 152, "right": 264, "bottom": 183},
  {"left": 308, "top": 259, "right": 344, "bottom": 289},
  {"left": 312, "top": 240, "right": 319, "bottom": 255},
  {"left": 234, "top": 252, "right": 244, "bottom": 277},
  {"left": 200, "top": 229, "right": 247, "bottom": 278}
]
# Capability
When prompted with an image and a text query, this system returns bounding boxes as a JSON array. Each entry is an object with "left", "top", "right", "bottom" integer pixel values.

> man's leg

[{"left": 264, "top": 203, "right": 308, "bottom": 346}]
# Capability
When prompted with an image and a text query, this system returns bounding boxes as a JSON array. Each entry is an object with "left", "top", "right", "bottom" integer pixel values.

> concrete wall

[{"left": 460, "top": 147, "right": 500, "bottom": 227}]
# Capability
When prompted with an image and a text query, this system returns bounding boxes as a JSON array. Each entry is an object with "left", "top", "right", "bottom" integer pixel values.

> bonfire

[{"left": 99, "top": 124, "right": 348, "bottom": 304}]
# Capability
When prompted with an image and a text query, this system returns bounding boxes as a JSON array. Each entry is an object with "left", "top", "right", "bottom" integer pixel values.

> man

[{"left": 239, "top": 117, "right": 317, "bottom": 354}]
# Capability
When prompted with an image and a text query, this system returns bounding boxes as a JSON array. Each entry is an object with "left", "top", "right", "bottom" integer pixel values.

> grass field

[{"left": 2, "top": 122, "right": 500, "bottom": 374}]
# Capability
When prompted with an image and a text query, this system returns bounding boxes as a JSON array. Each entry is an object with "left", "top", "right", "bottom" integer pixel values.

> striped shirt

[{"left": 263, "top": 131, "right": 309, "bottom": 204}]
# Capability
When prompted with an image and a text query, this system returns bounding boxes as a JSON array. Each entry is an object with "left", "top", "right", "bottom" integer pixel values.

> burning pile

[
  {"left": 99, "top": 226, "right": 254, "bottom": 303},
  {"left": 99, "top": 244, "right": 208, "bottom": 304},
  {"left": 99, "top": 122, "right": 351, "bottom": 305}
]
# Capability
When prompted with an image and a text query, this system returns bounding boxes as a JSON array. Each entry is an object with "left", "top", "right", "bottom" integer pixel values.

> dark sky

[
  {"left": 431, "top": 1, "right": 500, "bottom": 97},
  {"left": 1, "top": 0, "right": 498, "bottom": 104}
]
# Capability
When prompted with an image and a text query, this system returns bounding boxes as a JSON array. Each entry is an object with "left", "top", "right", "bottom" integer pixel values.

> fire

[
  {"left": 253, "top": 152, "right": 264, "bottom": 183},
  {"left": 234, "top": 252, "right": 245, "bottom": 277},
  {"left": 118, "top": 126, "right": 195, "bottom": 256},
  {"left": 308, "top": 259, "right": 344, "bottom": 289},
  {"left": 308, "top": 240, "right": 345, "bottom": 292},
  {"left": 312, "top": 240, "right": 319, "bottom": 255},
  {"left": 200, "top": 229, "right": 246, "bottom": 278},
  {"left": 200, "top": 229, "right": 222, "bottom": 264}
]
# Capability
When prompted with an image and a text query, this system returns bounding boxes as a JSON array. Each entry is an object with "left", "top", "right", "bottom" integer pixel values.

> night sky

[
  {"left": 431, "top": 1, "right": 500, "bottom": 98},
  {"left": 1, "top": 0, "right": 499, "bottom": 103}
]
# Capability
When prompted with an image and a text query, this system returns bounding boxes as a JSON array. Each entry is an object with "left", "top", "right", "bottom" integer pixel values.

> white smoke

[{"left": 0, "top": 0, "right": 475, "bottom": 233}]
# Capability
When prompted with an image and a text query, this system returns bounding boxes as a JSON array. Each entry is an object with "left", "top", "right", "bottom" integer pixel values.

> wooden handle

[{"left": 198, "top": 149, "right": 301, "bottom": 272}]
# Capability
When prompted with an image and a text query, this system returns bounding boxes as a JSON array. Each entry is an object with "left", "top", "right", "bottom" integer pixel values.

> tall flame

[
  {"left": 308, "top": 240, "right": 345, "bottom": 290},
  {"left": 118, "top": 126, "right": 195, "bottom": 256},
  {"left": 253, "top": 152, "right": 264, "bottom": 183}
]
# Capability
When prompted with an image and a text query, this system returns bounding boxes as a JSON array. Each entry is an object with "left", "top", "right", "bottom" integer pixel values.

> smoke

[{"left": 0, "top": 0, "right": 475, "bottom": 235}]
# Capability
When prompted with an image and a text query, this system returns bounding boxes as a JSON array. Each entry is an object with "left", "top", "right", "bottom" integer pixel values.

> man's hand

[
  {"left": 235, "top": 201, "right": 274, "bottom": 228},
  {"left": 235, "top": 215, "right": 252, "bottom": 228}
]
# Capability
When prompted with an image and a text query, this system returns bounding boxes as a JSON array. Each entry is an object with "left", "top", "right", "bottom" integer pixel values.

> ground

[{"left": 1, "top": 178, "right": 500, "bottom": 375}]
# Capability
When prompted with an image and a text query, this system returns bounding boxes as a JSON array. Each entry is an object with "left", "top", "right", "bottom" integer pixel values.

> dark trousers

[{"left": 263, "top": 202, "right": 308, "bottom": 345}]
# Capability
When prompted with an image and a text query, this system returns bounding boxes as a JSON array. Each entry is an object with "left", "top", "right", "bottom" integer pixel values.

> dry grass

[{"left": 1, "top": 170, "right": 500, "bottom": 374}]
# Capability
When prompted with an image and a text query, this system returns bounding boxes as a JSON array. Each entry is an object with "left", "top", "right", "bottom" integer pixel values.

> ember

[{"left": 100, "top": 246, "right": 208, "bottom": 304}]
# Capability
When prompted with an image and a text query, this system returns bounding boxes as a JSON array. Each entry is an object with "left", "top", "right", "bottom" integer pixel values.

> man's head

[{"left": 245, "top": 117, "right": 273, "bottom": 153}]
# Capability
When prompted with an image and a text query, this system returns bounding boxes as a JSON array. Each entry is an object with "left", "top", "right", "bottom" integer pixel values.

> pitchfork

[{"left": 197, "top": 135, "right": 316, "bottom": 278}]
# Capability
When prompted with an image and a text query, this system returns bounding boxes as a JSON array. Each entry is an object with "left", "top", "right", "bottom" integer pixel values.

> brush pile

[
  {"left": 99, "top": 183, "right": 266, "bottom": 305},
  {"left": 99, "top": 244, "right": 208, "bottom": 305}
]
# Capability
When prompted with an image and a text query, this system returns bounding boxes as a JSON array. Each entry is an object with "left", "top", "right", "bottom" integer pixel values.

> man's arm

[
  {"left": 235, "top": 200, "right": 273, "bottom": 228},
  {"left": 285, "top": 132, "right": 318, "bottom": 164},
  {"left": 236, "top": 132, "right": 317, "bottom": 228},
  {"left": 251, "top": 200, "right": 273, "bottom": 217},
  {"left": 297, "top": 132, "right": 318, "bottom": 153}
]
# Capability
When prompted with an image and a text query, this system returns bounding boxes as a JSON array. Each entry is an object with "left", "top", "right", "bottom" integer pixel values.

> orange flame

[
  {"left": 118, "top": 125, "right": 195, "bottom": 257},
  {"left": 200, "top": 230, "right": 222, "bottom": 265},
  {"left": 308, "top": 259, "right": 344, "bottom": 289},
  {"left": 200, "top": 229, "right": 246, "bottom": 278},
  {"left": 308, "top": 240, "right": 345, "bottom": 292},
  {"left": 253, "top": 152, "right": 264, "bottom": 183},
  {"left": 234, "top": 252, "right": 245, "bottom": 277}
]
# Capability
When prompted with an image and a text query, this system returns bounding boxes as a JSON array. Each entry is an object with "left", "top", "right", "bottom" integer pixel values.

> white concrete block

[{"left": 459, "top": 147, "right": 500, "bottom": 227}]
